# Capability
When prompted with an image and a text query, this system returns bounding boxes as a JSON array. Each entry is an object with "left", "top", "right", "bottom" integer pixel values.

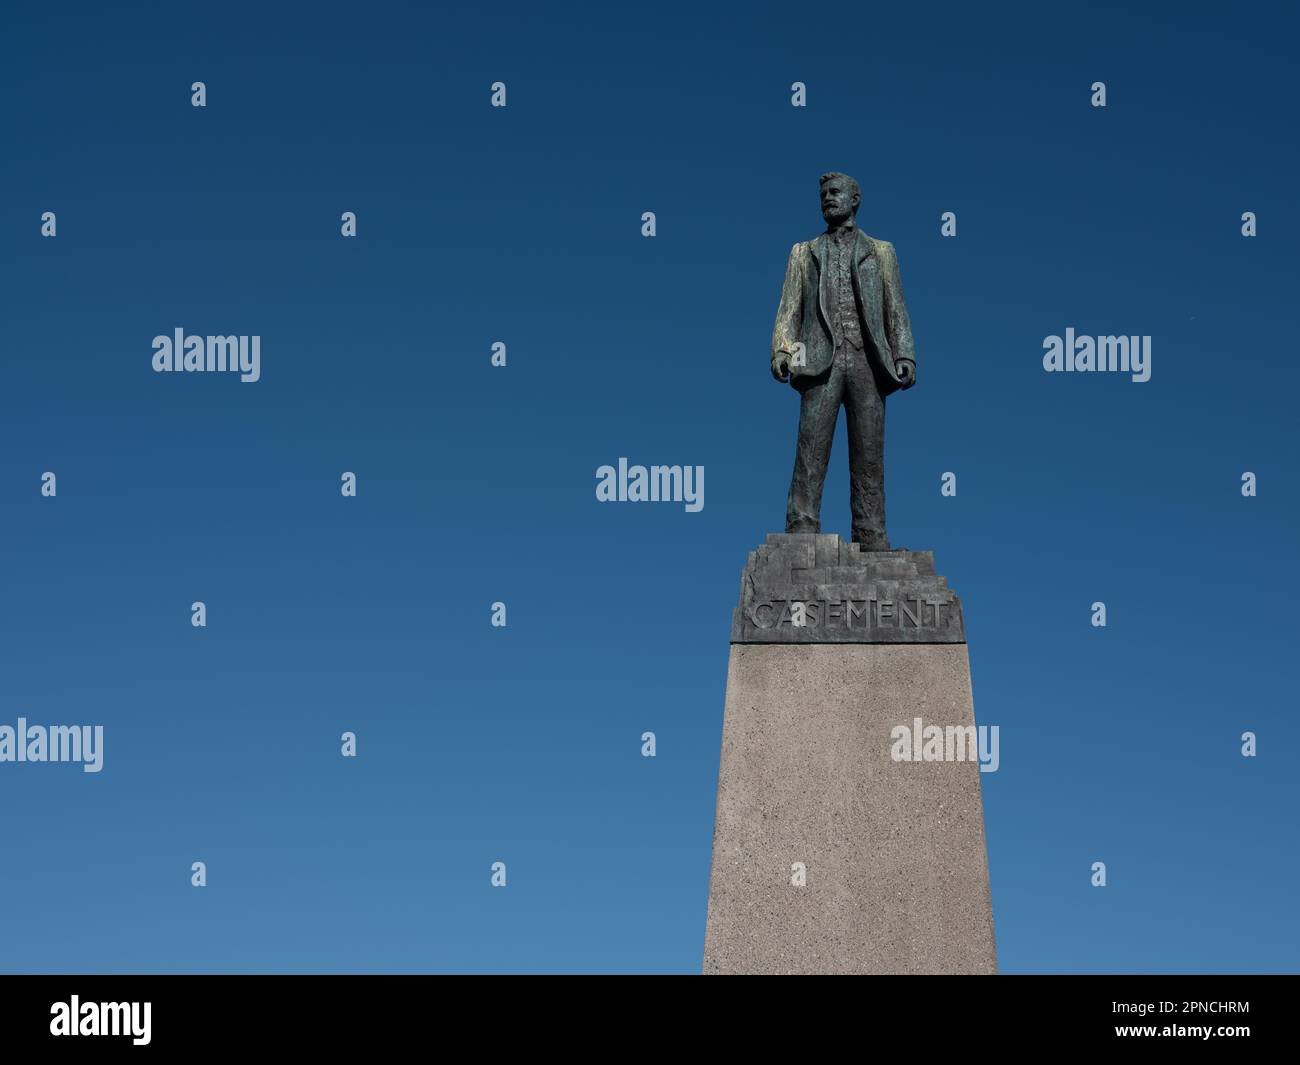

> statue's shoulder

[
  {"left": 862, "top": 233, "right": 897, "bottom": 259},
  {"left": 780, "top": 238, "right": 817, "bottom": 269}
]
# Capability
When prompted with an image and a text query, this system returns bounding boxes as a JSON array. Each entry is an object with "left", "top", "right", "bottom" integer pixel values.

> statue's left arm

[{"left": 882, "top": 242, "right": 916, "bottom": 389}]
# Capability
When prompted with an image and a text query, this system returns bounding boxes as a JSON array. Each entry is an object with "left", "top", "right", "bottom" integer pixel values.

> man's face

[{"left": 820, "top": 179, "right": 859, "bottom": 225}]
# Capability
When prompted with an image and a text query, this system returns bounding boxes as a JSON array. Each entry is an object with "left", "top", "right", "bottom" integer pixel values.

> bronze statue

[{"left": 771, "top": 172, "right": 916, "bottom": 551}]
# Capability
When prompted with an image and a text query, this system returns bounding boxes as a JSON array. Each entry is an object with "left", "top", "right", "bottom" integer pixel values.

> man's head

[{"left": 820, "top": 172, "right": 860, "bottom": 226}]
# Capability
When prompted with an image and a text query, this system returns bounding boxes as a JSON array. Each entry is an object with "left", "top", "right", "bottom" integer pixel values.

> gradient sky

[{"left": 1, "top": 0, "right": 1297, "bottom": 973}]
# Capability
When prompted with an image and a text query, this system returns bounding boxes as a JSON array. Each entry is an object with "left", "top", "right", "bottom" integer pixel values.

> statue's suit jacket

[{"left": 771, "top": 228, "right": 916, "bottom": 393}]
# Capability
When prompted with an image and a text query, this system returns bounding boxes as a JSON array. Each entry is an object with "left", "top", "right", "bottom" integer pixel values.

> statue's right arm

[{"left": 771, "top": 242, "right": 803, "bottom": 382}]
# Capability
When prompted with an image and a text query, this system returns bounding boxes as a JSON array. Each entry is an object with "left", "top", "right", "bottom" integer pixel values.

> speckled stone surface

[{"left": 703, "top": 642, "right": 997, "bottom": 974}]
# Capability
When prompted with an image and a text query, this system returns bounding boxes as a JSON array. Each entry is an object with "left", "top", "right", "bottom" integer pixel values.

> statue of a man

[{"left": 771, "top": 172, "right": 917, "bottom": 551}]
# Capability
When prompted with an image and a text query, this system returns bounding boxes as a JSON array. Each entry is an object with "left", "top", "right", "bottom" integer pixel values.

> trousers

[{"left": 784, "top": 337, "right": 889, "bottom": 549}]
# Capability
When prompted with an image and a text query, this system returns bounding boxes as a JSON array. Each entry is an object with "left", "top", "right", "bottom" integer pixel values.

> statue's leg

[
  {"left": 845, "top": 347, "right": 888, "bottom": 549},
  {"left": 785, "top": 356, "right": 845, "bottom": 533}
]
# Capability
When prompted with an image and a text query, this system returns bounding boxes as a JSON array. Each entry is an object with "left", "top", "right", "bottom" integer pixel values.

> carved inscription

[{"left": 748, "top": 594, "right": 956, "bottom": 633}]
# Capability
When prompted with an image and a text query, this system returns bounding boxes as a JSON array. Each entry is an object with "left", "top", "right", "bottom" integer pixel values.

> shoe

[{"left": 853, "top": 532, "right": 891, "bottom": 551}]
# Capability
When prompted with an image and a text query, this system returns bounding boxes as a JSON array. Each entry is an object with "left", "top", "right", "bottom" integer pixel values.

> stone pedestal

[{"left": 703, "top": 534, "right": 997, "bottom": 974}]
